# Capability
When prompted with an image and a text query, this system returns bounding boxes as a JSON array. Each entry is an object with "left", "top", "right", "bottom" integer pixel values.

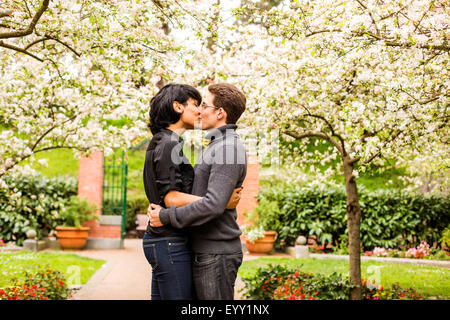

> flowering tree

[
  {"left": 225, "top": 0, "right": 449, "bottom": 299},
  {"left": 136, "top": 2, "right": 447, "bottom": 297},
  {"left": 0, "top": 0, "right": 187, "bottom": 181}
]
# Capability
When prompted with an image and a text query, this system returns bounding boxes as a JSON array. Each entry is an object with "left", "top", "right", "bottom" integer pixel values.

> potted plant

[
  {"left": 241, "top": 207, "right": 278, "bottom": 254},
  {"left": 55, "top": 196, "right": 98, "bottom": 250},
  {"left": 242, "top": 224, "right": 277, "bottom": 254}
]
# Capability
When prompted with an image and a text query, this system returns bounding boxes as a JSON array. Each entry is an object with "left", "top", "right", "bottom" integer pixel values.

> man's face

[{"left": 199, "top": 90, "right": 220, "bottom": 130}]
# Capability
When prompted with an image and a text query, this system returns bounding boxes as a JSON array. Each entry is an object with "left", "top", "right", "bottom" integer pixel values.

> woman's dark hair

[{"left": 148, "top": 83, "right": 202, "bottom": 134}]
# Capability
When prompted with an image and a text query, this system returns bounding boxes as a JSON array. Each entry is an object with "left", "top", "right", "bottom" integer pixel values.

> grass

[
  {"left": 238, "top": 257, "right": 450, "bottom": 299},
  {"left": 0, "top": 251, "right": 105, "bottom": 288},
  {"left": 21, "top": 148, "right": 80, "bottom": 178}
]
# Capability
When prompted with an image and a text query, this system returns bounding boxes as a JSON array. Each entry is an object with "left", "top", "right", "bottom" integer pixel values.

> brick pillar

[
  {"left": 78, "top": 150, "right": 103, "bottom": 219},
  {"left": 78, "top": 150, "right": 121, "bottom": 249},
  {"left": 237, "top": 154, "right": 260, "bottom": 241}
]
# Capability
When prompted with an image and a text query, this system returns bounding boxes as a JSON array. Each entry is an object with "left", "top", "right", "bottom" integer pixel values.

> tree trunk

[{"left": 343, "top": 156, "right": 362, "bottom": 300}]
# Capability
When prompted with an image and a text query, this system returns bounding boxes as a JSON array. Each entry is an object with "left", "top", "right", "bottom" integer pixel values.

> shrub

[
  {"left": 58, "top": 195, "right": 98, "bottom": 227},
  {"left": 241, "top": 264, "right": 424, "bottom": 300},
  {"left": 361, "top": 279, "right": 423, "bottom": 300},
  {"left": 273, "top": 271, "right": 355, "bottom": 300},
  {"left": 126, "top": 194, "right": 149, "bottom": 232},
  {"left": 273, "top": 270, "right": 319, "bottom": 300},
  {"left": 256, "top": 183, "right": 450, "bottom": 250},
  {"left": 0, "top": 173, "right": 77, "bottom": 245},
  {"left": 440, "top": 227, "right": 450, "bottom": 249},
  {"left": 0, "top": 266, "right": 70, "bottom": 300},
  {"left": 240, "top": 264, "right": 301, "bottom": 300}
]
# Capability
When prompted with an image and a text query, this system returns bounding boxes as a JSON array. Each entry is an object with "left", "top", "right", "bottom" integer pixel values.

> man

[{"left": 148, "top": 83, "right": 247, "bottom": 300}]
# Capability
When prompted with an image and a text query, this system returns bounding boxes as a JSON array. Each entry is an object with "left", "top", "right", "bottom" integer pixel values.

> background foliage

[
  {"left": 0, "top": 173, "right": 77, "bottom": 245},
  {"left": 255, "top": 183, "right": 450, "bottom": 250}
]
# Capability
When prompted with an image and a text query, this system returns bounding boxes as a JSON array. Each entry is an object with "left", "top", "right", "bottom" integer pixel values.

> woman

[{"left": 142, "top": 83, "right": 241, "bottom": 300}]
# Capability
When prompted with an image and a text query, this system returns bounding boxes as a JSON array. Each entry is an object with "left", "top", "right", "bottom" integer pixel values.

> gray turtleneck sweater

[{"left": 159, "top": 124, "right": 247, "bottom": 254}]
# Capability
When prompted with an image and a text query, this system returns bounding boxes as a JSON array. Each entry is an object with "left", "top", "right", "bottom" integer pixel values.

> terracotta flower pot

[
  {"left": 55, "top": 226, "right": 90, "bottom": 250},
  {"left": 246, "top": 231, "right": 278, "bottom": 254}
]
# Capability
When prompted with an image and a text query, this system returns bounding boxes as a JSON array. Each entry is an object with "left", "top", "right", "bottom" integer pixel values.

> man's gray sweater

[{"left": 159, "top": 124, "right": 247, "bottom": 254}]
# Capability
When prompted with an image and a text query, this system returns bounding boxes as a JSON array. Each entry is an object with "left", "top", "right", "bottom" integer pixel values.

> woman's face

[{"left": 179, "top": 98, "right": 202, "bottom": 129}]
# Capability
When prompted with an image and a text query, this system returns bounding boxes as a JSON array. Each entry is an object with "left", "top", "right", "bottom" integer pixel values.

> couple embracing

[{"left": 142, "top": 83, "right": 248, "bottom": 300}]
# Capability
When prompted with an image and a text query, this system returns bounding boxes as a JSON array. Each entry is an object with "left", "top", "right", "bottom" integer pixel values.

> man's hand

[
  {"left": 147, "top": 203, "right": 163, "bottom": 227},
  {"left": 226, "top": 187, "right": 243, "bottom": 209}
]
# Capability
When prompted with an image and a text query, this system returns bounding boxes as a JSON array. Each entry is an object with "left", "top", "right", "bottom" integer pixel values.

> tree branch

[
  {"left": 355, "top": 0, "right": 380, "bottom": 36},
  {"left": 302, "top": 111, "right": 347, "bottom": 155},
  {"left": 0, "top": 40, "right": 43, "bottom": 61},
  {"left": 4, "top": 145, "right": 81, "bottom": 174},
  {"left": 304, "top": 28, "right": 449, "bottom": 52},
  {"left": 24, "top": 34, "right": 81, "bottom": 56},
  {"left": 0, "top": 0, "right": 50, "bottom": 39},
  {"left": 362, "top": 130, "right": 402, "bottom": 166},
  {"left": 45, "top": 35, "right": 81, "bottom": 57},
  {"left": 363, "top": 31, "right": 450, "bottom": 52},
  {"left": 24, "top": 37, "right": 48, "bottom": 50},
  {"left": 0, "top": 10, "right": 14, "bottom": 19},
  {"left": 30, "top": 115, "right": 77, "bottom": 152},
  {"left": 305, "top": 29, "right": 341, "bottom": 37},
  {"left": 283, "top": 129, "right": 344, "bottom": 155}
]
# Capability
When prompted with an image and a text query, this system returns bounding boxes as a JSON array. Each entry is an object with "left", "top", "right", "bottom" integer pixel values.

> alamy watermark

[{"left": 167, "top": 128, "right": 280, "bottom": 167}]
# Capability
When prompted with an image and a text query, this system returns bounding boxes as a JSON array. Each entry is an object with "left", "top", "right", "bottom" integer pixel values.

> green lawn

[
  {"left": 21, "top": 148, "right": 80, "bottom": 178},
  {"left": 238, "top": 257, "right": 450, "bottom": 300},
  {"left": 0, "top": 251, "right": 105, "bottom": 288}
]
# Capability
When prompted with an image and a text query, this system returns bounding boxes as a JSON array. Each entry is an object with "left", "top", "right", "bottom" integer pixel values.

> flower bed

[
  {"left": 241, "top": 264, "right": 424, "bottom": 300},
  {"left": 364, "top": 241, "right": 449, "bottom": 260},
  {"left": 0, "top": 266, "right": 70, "bottom": 300}
]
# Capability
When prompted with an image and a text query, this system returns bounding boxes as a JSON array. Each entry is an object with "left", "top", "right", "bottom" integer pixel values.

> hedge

[
  {"left": 255, "top": 184, "right": 450, "bottom": 250},
  {"left": 0, "top": 173, "right": 77, "bottom": 245}
]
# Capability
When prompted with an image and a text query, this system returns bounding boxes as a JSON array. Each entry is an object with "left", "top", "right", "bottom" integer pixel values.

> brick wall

[
  {"left": 237, "top": 154, "right": 260, "bottom": 240},
  {"left": 78, "top": 150, "right": 121, "bottom": 239}
]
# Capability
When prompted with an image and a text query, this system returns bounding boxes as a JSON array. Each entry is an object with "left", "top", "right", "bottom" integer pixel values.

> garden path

[{"left": 69, "top": 238, "right": 289, "bottom": 300}]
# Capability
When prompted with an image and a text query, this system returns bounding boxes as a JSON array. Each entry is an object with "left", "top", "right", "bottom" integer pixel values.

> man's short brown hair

[{"left": 208, "top": 83, "right": 246, "bottom": 124}]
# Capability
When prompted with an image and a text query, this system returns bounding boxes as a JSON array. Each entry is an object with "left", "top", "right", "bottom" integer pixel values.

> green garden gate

[{"left": 102, "top": 150, "right": 128, "bottom": 241}]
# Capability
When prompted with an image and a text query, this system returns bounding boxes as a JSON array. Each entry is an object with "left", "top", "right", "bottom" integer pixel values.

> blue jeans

[{"left": 142, "top": 234, "right": 193, "bottom": 300}]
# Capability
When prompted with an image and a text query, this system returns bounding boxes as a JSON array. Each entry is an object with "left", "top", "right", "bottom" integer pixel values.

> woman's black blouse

[{"left": 143, "top": 129, "right": 194, "bottom": 237}]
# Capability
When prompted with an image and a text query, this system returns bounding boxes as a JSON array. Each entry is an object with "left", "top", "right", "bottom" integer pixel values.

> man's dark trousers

[{"left": 192, "top": 251, "right": 243, "bottom": 300}]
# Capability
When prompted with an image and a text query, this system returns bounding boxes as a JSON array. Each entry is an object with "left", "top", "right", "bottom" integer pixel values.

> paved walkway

[
  {"left": 70, "top": 239, "right": 151, "bottom": 300},
  {"left": 69, "top": 238, "right": 285, "bottom": 300}
]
